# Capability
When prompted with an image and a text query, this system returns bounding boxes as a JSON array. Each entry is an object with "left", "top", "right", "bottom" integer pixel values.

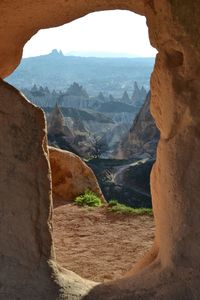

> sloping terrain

[{"left": 87, "top": 158, "right": 154, "bottom": 207}]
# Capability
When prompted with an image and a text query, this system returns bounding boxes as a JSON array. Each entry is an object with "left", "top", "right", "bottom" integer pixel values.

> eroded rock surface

[
  {"left": 117, "top": 92, "right": 159, "bottom": 159},
  {"left": 0, "top": 80, "right": 60, "bottom": 299},
  {"left": 49, "top": 146, "right": 105, "bottom": 203}
]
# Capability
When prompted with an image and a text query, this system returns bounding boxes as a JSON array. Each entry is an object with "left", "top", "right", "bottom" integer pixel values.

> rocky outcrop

[
  {"left": 47, "top": 104, "right": 81, "bottom": 155},
  {"left": 117, "top": 92, "right": 159, "bottom": 159},
  {"left": 100, "top": 123, "right": 130, "bottom": 157},
  {"left": 59, "top": 82, "right": 90, "bottom": 109},
  {"left": 131, "top": 81, "right": 147, "bottom": 107},
  {"left": 122, "top": 90, "right": 131, "bottom": 104},
  {"left": 46, "top": 105, "right": 116, "bottom": 158},
  {"left": 21, "top": 85, "right": 61, "bottom": 107},
  {"left": 49, "top": 146, "right": 105, "bottom": 203},
  {"left": 48, "top": 103, "right": 65, "bottom": 135},
  {"left": 0, "top": 80, "right": 60, "bottom": 298}
]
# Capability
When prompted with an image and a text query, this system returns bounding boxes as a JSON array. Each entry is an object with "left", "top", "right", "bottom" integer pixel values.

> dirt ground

[{"left": 53, "top": 201, "right": 155, "bottom": 283}]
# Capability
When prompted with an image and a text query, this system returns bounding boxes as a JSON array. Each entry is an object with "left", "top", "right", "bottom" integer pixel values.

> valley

[{"left": 8, "top": 52, "right": 158, "bottom": 208}]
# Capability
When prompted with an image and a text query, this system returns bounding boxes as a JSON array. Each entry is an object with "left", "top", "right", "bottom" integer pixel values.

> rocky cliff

[{"left": 117, "top": 92, "right": 159, "bottom": 159}]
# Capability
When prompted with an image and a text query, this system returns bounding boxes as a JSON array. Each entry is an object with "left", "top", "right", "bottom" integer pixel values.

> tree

[{"left": 89, "top": 135, "right": 108, "bottom": 159}]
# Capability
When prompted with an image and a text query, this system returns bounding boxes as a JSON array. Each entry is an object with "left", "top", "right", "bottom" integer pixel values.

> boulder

[{"left": 49, "top": 146, "right": 105, "bottom": 203}]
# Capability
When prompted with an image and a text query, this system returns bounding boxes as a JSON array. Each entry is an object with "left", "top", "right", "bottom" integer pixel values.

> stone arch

[{"left": 0, "top": 1, "right": 200, "bottom": 299}]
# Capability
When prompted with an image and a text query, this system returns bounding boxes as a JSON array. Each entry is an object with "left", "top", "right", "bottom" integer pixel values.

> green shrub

[
  {"left": 108, "top": 199, "right": 118, "bottom": 207},
  {"left": 75, "top": 190, "right": 102, "bottom": 207},
  {"left": 108, "top": 200, "right": 153, "bottom": 216}
]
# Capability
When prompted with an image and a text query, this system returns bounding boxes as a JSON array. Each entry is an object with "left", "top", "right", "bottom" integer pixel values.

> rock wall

[
  {"left": 0, "top": 80, "right": 60, "bottom": 298},
  {"left": 0, "top": 1, "right": 200, "bottom": 299},
  {"left": 117, "top": 92, "right": 159, "bottom": 159}
]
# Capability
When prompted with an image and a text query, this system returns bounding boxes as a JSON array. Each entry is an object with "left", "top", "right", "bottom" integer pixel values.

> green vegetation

[
  {"left": 75, "top": 190, "right": 102, "bottom": 207},
  {"left": 74, "top": 193, "right": 153, "bottom": 215},
  {"left": 108, "top": 200, "right": 153, "bottom": 216},
  {"left": 108, "top": 200, "right": 119, "bottom": 207}
]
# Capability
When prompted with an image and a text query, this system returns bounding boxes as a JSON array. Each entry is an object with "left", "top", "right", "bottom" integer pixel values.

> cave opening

[
  {"left": 6, "top": 9, "right": 157, "bottom": 283},
  {"left": 1, "top": 2, "right": 199, "bottom": 299}
]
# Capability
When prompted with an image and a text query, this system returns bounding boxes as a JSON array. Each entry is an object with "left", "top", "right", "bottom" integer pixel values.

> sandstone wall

[{"left": 0, "top": 80, "right": 60, "bottom": 298}]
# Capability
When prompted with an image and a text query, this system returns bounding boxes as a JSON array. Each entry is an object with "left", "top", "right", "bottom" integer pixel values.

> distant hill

[
  {"left": 6, "top": 50, "right": 155, "bottom": 97},
  {"left": 66, "top": 51, "right": 147, "bottom": 58}
]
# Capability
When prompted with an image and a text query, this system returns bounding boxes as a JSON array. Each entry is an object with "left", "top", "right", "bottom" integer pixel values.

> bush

[
  {"left": 108, "top": 200, "right": 153, "bottom": 216},
  {"left": 108, "top": 199, "right": 118, "bottom": 207},
  {"left": 75, "top": 190, "right": 102, "bottom": 207}
]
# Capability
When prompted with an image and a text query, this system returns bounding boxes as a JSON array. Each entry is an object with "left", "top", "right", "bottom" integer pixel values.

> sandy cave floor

[{"left": 53, "top": 201, "right": 155, "bottom": 282}]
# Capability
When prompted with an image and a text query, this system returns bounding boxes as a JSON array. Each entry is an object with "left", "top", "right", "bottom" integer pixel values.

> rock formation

[
  {"left": 47, "top": 104, "right": 81, "bottom": 155},
  {"left": 21, "top": 85, "right": 61, "bottom": 107},
  {"left": 122, "top": 90, "right": 131, "bottom": 104},
  {"left": 59, "top": 82, "right": 90, "bottom": 109},
  {"left": 48, "top": 103, "right": 65, "bottom": 135},
  {"left": 49, "top": 146, "right": 105, "bottom": 203},
  {"left": 0, "top": 1, "right": 200, "bottom": 299},
  {"left": 46, "top": 105, "right": 115, "bottom": 157},
  {"left": 117, "top": 92, "right": 159, "bottom": 159},
  {"left": 100, "top": 123, "right": 130, "bottom": 156},
  {"left": 131, "top": 81, "right": 147, "bottom": 107}
]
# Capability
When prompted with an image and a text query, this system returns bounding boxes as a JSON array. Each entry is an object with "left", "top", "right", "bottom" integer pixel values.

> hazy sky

[{"left": 23, "top": 10, "right": 157, "bottom": 58}]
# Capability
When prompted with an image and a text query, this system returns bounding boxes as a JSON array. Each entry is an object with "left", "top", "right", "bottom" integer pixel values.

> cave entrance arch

[
  {"left": 0, "top": 1, "right": 200, "bottom": 299},
  {"left": 9, "top": 9, "right": 156, "bottom": 283}
]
